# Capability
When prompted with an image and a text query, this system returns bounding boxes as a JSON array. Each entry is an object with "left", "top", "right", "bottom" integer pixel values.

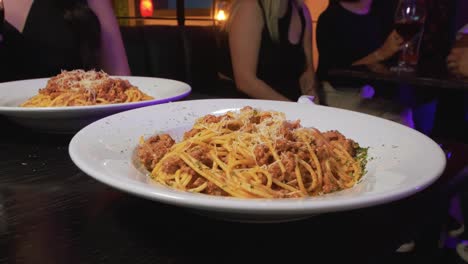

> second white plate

[{"left": 0, "top": 76, "right": 191, "bottom": 133}]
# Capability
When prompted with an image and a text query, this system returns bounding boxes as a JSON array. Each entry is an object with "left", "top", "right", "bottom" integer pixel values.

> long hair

[
  {"left": 55, "top": 0, "right": 101, "bottom": 70},
  {"left": 226, "top": 0, "right": 303, "bottom": 42}
]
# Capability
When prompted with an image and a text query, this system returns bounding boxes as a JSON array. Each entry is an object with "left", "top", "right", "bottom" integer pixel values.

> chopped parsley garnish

[{"left": 356, "top": 146, "right": 369, "bottom": 172}]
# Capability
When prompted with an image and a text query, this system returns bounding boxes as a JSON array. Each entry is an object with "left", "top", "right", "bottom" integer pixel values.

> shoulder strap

[
  {"left": 257, "top": 0, "right": 268, "bottom": 22},
  {"left": 293, "top": 1, "right": 306, "bottom": 43},
  {"left": 257, "top": 0, "right": 271, "bottom": 37}
]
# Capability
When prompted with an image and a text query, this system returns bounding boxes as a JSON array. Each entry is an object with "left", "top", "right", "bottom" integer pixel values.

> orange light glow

[
  {"left": 140, "top": 0, "right": 154, "bottom": 18},
  {"left": 215, "top": 10, "right": 227, "bottom": 21}
]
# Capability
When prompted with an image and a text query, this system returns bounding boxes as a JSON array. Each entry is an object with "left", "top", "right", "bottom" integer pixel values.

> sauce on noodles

[
  {"left": 138, "top": 107, "right": 368, "bottom": 198},
  {"left": 20, "top": 69, "right": 153, "bottom": 107}
]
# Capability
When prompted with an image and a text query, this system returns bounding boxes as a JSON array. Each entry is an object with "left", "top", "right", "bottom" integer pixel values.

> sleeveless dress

[
  {"left": 217, "top": 0, "right": 306, "bottom": 101},
  {"left": 0, "top": 0, "right": 99, "bottom": 82}
]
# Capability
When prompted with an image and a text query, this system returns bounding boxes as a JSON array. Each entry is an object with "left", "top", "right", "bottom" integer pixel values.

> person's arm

[
  {"left": 447, "top": 47, "right": 468, "bottom": 77},
  {"left": 229, "top": 0, "right": 290, "bottom": 101},
  {"left": 352, "top": 30, "right": 403, "bottom": 65},
  {"left": 87, "top": 0, "right": 131, "bottom": 75},
  {"left": 299, "top": 4, "right": 320, "bottom": 102}
]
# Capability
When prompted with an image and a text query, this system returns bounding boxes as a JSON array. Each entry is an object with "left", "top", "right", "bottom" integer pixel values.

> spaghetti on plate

[
  {"left": 138, "top": 107, "right": 368, "bottom": 198},
  {"left": 20, "top": 70, "right": 153, "bottom": 107}
]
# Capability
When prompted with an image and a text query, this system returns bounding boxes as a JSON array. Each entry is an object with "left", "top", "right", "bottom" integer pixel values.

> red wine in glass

[
  {"left": 395, "top": 20, "right": 423, "bottom": 42},
  {"left": 391, "top": 0, "right": 426, "bottom": 72}
]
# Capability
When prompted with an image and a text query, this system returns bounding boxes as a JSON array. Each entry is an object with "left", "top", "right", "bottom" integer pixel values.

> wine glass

[{"left": 391, "top": 0, "right": 426, "bottom": 72}]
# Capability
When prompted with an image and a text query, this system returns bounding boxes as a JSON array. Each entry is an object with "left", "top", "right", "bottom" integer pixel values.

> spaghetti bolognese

[
  {"left": 138, "top": 107, "right": 368, "bottom": 198},
  {"left": 20, "top": 69, "right": 153, "bottom": 107}
]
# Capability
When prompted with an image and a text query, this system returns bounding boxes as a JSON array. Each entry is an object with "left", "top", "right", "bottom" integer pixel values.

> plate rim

[{"left": 68, "top": 98, "right": 447, "bottom": 214}]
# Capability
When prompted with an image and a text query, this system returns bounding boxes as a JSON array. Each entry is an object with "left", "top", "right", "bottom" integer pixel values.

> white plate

[
  {"left": 69, "top": 99, "right": 446, "bottom": 223},
  {"left": 0, "top": 76, "right": 191, "bottom": 133}
]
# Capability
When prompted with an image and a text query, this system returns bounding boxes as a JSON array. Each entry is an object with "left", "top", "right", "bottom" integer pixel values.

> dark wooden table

[
  {"left": 328, "top": 63, "right": 468, "bottom": 91},
  {"left": 328, "top": 62, "right": 468, "bottom": 142},
  {"left": 0, "top": 93, "right": 454, "bottom": 264}
]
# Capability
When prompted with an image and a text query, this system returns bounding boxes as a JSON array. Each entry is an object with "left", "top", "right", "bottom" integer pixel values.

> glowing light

[
  {"left": 215, "top": 10, "right": 227, "bottom": 21},
  {"left": 406, "top": 7, "right": 411, "bottom": 15},
  {"left": 214, "top": 1, "right": 229, "bottom": 24},
  {"left": 140, "top": 0, "right": 154, "bottom": 18}
]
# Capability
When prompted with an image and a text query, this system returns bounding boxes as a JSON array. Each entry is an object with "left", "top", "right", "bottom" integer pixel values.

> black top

[
  {"left": 0, "top": 0, "right": 100, "bottom": 82},
  {"left": 316, "top": 1, "right": 396, "bottom": 83},
  {"left": 0, "top": 23, "right": 24, "bottom": 82},
  {"left": 218, "top": 0, "right": 306, "bottom": 101},
  {"left": 419, "top": 0, "right": 456, "bottom": 65}
]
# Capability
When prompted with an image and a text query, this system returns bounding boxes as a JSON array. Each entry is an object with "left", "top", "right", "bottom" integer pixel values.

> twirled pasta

[
  {"left": 138, "top": 107, "right": 368, "bottom": 198},
  {"left": 21, "top": 70, "right": 153, "bottom": 107}
]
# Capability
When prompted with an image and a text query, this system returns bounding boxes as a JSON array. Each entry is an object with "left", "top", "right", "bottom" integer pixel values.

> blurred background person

[
  {"left": 0, "top": 0, "right": 130, "bottom": 82},
  {"left": 0, "top": 0, "right": 24, "bottom": 82},
  {"left": 316, "top": 0, "right": 414, "bottom": 126},
  {"left": 446, "top": 21, "right": 468, "bottom": 263},
  {"left": 217, "top": 0, "right": 320, "bottom": 102},
  {"left": 430, "top": 0, "right": 468, "bottom": 143},
  {"left": 316, "top": 0, "right": 414, "bottom": 124},
  {"left": 317, "top": 0, "right": 400, "bottom": 78},
  {"left": 447, "top": 26, "right": 468, "bottom": 78}
]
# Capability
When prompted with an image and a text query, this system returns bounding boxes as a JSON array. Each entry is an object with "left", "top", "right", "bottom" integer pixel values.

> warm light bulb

[
  {"left": 140, "top": 0, "right": 154, "bottom": 18},
  {"left": 215, "top": 10, "right": 227, "bottom": 21}
]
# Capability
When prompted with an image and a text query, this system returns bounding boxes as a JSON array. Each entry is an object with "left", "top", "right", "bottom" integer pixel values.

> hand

[
  {"left": 368, "top": 63, "right": 392, "bottom": 75},
  {"left": 447, "top": 47, "right": 468, "bottom": 77},
  {"left": 376, "top": 30, "right": 404, "bottom": 61},
  {"left": 299, "top": 70, "right": 320, "bottom": 104}
]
